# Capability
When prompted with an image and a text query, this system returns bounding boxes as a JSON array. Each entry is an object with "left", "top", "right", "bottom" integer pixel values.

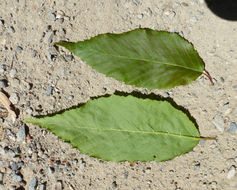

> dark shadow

[
  {"left": 205, "top": 0, "right": 237, "bottom": 21},
  {"left": 33, "top": 90, "right": 200, "bottom": 131}
]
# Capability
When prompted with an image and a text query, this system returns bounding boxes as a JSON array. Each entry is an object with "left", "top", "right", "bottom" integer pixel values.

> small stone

[
  {"left": 112, "top": 181, "right": 117, "bottom": 188},
  {"left": 80, "top": 159, "right": 86, "bottom": 169},
  {"left": 73, "top": 159, "right": 78, "bottom": 165},
  {"left": 11, "top": 161, "right": 18, "bottom": 171},
  {"left": 0, "top": 20, "right": 4, "bottom": 25},
  {"left": 17, "top": 125, "right": 26, "bottom": 141},
  {"left": 173, "top": 2, "right": 180, "bottom": 8},
  {"left": 48, "top": 167, "right": 55, "bottom": 174},
  {"left": 68, "top": 95, "right": 74, "bottom": 100},
  {"left": 229, "top": 122, "right": 237, "bottom": 133},
  {"left": 221, "top": 102, "right": 229, "bottom": 112},
  {"left": 227, "top": 166, "right": 236, "bottom": 179},
  {"left": 49, "top": 13, "right": 56, "bottom": 22},
  {"left": 9, "top": 93, "right": 19, "bottom": 104},
  {"left": 65, "top": 55, "right": 73, "bottom": 62},
  {"left": 44, "top": 31, "right": 54, "bottom": 44},
  {"left": 9, "top": 69, "right": 17, "bottom": 78},
  {"left": 12, "top": 174, "right": 23, "bottom": 182},
  {"left": 233, "top": 85, "right": 237, "bottom": 89},
  {"left": 0, "top": 184, "right": 4, "bottom": 190},
  {"left": 212, "top": 114, "right": 224, "bottom": 133},
  {"left": 0, "top": 79, "right": 8, "bottom": 88},
  {"left": 31, "top": 50, "right": 37, "bottom": 57},
  {"left": 137, "top": 14, "right": 143, "bottom": 19},
  {"left": 0, "top": 172, "right": 3, "bottom": 183},
  {"left": 16, "top": 46, "right": 23, "bottom": 52},
  {"left": 8, "top": 26, "right": 15, "bottom": 33},
  {"left": 55, "top": 181, "right": 63, "bottom": 190},
  {"left": 122, "top": 173, "right": 128, "bottom": 179},
  {"left": 29, "top": 178, "right": 37, "bottom": 190},
  {"left": 194, "top": 163, "right": 200, "bottom": 170},
  {"left": 39, "top": 183, "right": 46, "bottom": 190},
  {"left": 25, "top": 108, "right": 33, "bottom": 115},
  {"left": 46, "top": 86, "right": 53, "bottom": 96},
  {"left": 145, "top": 167, "right": 151, "bottom": 174}
]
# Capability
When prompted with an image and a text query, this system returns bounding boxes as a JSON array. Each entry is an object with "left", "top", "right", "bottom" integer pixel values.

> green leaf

[
  {"left": 56, "top": 28, "right": 204, "bottom": 89},
  {"left": 25, "top": 95, "right": 200, "bottom": 162}
]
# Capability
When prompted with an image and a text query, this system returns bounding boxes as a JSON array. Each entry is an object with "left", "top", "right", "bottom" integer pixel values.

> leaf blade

[
  {"left": 25, "top": 95, "right": 200, "bottom": 162},
  {"left": 56, "top": 29, "right": 204, "bottom": 89}
]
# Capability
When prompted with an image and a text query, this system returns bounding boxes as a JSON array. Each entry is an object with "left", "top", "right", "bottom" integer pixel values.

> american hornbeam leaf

[
  {"left": 25, "top": 95, "right": 201, "bottom": 162},
  {"left": 55, "top": 28, "right": 205, "bottom": 89}
]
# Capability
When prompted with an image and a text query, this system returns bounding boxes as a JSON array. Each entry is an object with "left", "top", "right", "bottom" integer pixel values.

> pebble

[
  {"left": 55, "top": 181, "right": 63, "bottom": 190},
  {"left": 68, "top": 95, "right": 74, "bottom": 100},
  {"left": 227, "top": 166, "right": 236, "bottom": 179},
  {"left": 46, "top": 86, "right": 53, "bottom": 96},
  {"left": 212, "top": 114, "right": 224, "bottom": 133},
  {"left": 0, "top": 79, "right": 8, "bottom": 88},
  {"left": 39, "top": 183, "right": 46, "bottom": 190},
  {"left": 0, "top": 184, "right": 4, "bottom": 190},
  {"left": 16, "top": 46, "right": 23, "bottom": 52},
  {"left": 0, "top": 172, "right": 3, "bottom": 183},
  {"left": 65, "top": 55, "right": 73, "bottom": 62},
  {"left": 9, "top": 93, "right": 19, "bottom": 104},
  {"left": 49, "top": 13, "right": 56, "bottom": 22},
  {"left": 44, "top": 31, "right": 54, "bottom": 44},
  {"left": 12, "top": 174, "right": 23, "bottom": 182},
  {"left": 11, "top": 161, "right": 18, "bottom": 171},
  {"left": 0, "top": 19, "right": 4, "bottom": 25},
  {"left": 122, "top": 173, "right": 128, "bottom": 179},
  {"left": 229, "top": 122, "right": 237, "bottom": 133},
  {"left": 9, "top": 69, "right": 17, "bottom": 78},
  {"left": 194, "top": 163, "right": 200, "bottom": 170},
  {"left": 7, "top": 26, "right": 15, "bottom": 33},
  {"left": 29, "top": 178, "right": 37, "bottom": 190},
  {"left": 48, "top": 167, "right": 55, "bottom": 174},
  {"left": 17, "top": 124, "right": 26, "bottom": 141}
]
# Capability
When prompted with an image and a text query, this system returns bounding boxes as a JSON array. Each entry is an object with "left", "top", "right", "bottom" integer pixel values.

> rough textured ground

[{"left": 0, "top": 0, "right": 236, "bottom": 189}]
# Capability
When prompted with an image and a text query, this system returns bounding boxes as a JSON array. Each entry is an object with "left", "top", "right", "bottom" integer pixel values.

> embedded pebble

[
  {"left": 65, "top": 55, "right": 73, "bottom": 62},
  {"left": 68, "top": 95, "right": 74, "bottom": 100},
  {"left": 7, "top": 26, "right": 15, "bottom": 33},
  {"left": 0, "top": 184, "right": 4, "bottom": 190},
  {"left": 11, "top": 161, "right": 18, "bottom": 171},
  {"left": 48, "top": 167, "right": 55, "bottom": 174},
  {"left": 227, "top": 166, "right": 236, "bottom": 179},
  {"left": 39, "top": 183, "right": 46, "bottom": 190},
  {"left": 123, "top": 173, "right": 128, "bottom": 179},
  {"left": 12, "top": 174, "right": 23, "bottom": 182},
  {"left": 9, "top": 93, "right": 19, "bottom": 104},
  {"left": 49, "top": 13, "right": 56, "bottom": 22},
  {"left": 0, "top": 79, "right": 8, "bottom": 88},
  {"left": 229, "top": 122, "right": 237, "bottom": 133},
  {"left": 194, "top": 163, "right": 200, "bottom": 170},
  {"left": 16, "top": 46, "right": 23, "bottom": 52},
  {"left": 46, "top": 86, "right": 53, "bottom": 96},
  {"left": 0, "top": 172, "right": 3, "bottom": 183},
  {"left": 44, "top": 31, "right": 54, "bottom": 44},
  {"left": 9, "top": 69, "right": 17, "bottom": 78},
  {"left": 17, "top": 125, "right": 26, "bottom": 141},
  {"left": 55, "top": 180, "right": 63, "bottom": 190},
  {"left": 29, "top": 178, "right": 37, "bottom": 190},
  {"left": 212, "top": 114, "right": 224, "bottom": 133}
]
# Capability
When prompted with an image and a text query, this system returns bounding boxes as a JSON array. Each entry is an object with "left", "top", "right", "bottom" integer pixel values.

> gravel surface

[{"left": 0, "top": 0, "right": 236, "bottom": 189}]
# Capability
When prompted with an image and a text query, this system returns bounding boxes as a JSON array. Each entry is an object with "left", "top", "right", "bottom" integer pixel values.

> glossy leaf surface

[
  {"left": 56, "top": 29, "right": 204, "bottom": 89},
  {"left": 25, "top": 95, "right": 200, "bottom": 162}
]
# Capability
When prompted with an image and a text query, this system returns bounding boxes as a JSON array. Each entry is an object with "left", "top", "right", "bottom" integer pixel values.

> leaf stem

[{"left": 203, "top": 69, "right": 214, "bottom": 85}]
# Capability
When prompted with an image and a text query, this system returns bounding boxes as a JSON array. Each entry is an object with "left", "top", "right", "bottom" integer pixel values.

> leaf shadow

[{"left": 32, "top": 90, "right": 200, "bottom": 132}]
